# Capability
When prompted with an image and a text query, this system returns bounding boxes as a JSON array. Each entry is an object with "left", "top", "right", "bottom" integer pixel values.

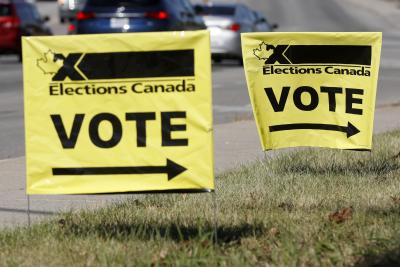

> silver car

[{"left": 195, "top": 3, "right": 272, "bottom": 65}]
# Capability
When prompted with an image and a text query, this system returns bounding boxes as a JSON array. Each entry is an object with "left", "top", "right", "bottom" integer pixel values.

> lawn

[{"left": 0, "top": 131, "right": 399, "bottom": 266}]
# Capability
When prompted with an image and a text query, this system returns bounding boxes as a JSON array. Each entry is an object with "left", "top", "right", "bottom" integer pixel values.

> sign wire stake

[
  {"left": 27, "top": 195, "right": 31, "bottom": 228},
  {"left": 212, "top": 191, "right": 218, "bottom": 246}
]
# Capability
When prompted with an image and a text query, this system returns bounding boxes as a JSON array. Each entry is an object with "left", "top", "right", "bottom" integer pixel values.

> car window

[
  {"left": 195, "top": 6, "right": 235, "bottom": 16},
  {"left": 164, "top": 0, "right": 182, "bottom": 15},
  {"left": 168, "top": 0, "right": 182, "bottom": 10},
  {"left": 257, "top": 12, "right": 269, "bottom": 23},
  {"left": 238, "top": 6, "right": 254, "bottom": 21},
  {"left": 86, "top": 0, "right": 160, "bottom": 7},
  {"left": 179, "top": 0, "right": 195, "bottom": 14},
  {"left": 0, "top": 4, "right": 12, "bottom": 16},
  {"left": 15, "top": 3, "right": 41, "bottom": 22},
  {"left": 235, "top": 6, "right": 246, "bottom": 19},
  {"left": 246, "top": 8, "right": 256, "bottom": 22}
]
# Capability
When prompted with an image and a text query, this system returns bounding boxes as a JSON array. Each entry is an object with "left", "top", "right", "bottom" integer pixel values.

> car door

[
  {"left": 0, "top": 3, "right": 18, "bottom": 49},
  {"left": 243, "top": 6, "right": 257, "bottom": 32},
  {"left": 162, "top": 0, "right": 184, "bottom": 30},
  {"left": 253, "top": 11, "right": 272, "bottom": 32},
  {"left": 15, "top": 2, "right": 49, "bottom": 36},
  {"left": 235, "top": 6, "right": 253, "bottom": 33}
]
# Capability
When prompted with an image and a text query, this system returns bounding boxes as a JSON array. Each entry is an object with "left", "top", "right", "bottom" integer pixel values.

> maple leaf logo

[
  {"left": 253, "top": 42, "right": 275, "bottom": 62},
  {"left": 37, "top": 50, "right": 64, "bottom": 75}
]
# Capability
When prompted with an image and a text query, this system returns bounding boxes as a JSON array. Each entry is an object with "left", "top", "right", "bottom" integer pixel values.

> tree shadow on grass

[
  {"left": 354, "top": 205, "right": 400, "bottom": 267},
  {"left": 276, "top": 158, "right": 400, "bottom": 177},
  {"left": 59, "top": 220, "right": 267, "bottom": 244},
  {"left": 355, "top": 247, "right": 400, "bottom": 267},
  {"left": 365, "top": 206, "right": 400, "bottom": 217}
]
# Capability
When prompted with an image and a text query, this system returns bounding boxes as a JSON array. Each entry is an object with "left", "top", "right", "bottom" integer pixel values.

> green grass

[{"left": 1, "top": 131, "right": 400, "bottom": 266}]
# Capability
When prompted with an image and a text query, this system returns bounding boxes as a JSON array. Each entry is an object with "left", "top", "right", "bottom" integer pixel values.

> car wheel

[{"left": 238, "top": 57, "right": 243, "bottom": 66}]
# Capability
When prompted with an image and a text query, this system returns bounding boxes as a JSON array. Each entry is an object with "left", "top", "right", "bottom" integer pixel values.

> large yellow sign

[
  {"left": 23, "top": 31, "right": 214, "bottom": 194},
  {"left": 241, "top": 32, "right": 382, "bottom": 151}
]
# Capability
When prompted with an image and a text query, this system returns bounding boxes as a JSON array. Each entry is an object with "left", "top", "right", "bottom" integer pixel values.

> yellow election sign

[
  {"left": 23, "top": 31, "right": 214, "bottom": 194},
  {"left": 241, "top": 32, "right": 382, "bottom": 151}
]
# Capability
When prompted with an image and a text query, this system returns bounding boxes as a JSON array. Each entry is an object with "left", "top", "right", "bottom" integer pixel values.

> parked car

[
  {"left": 71, "top": 0, "right": 206, "bottom": 34},
  {"left": 194, "top": 4, "right": 276, "bottom": 65},
  {"left": 58, "top": 0, "right": 85, "bottom": 23},
  {"left": 0, "top": 0, "right": 52, "bottom": 61}
]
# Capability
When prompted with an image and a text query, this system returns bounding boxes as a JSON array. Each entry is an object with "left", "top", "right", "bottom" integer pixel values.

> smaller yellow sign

[
  {"left": 241, "top": 32, "right": 382, "bottom": 151},
  {"left": 23, "top": 31, "right": 214, "bottom": 194}
]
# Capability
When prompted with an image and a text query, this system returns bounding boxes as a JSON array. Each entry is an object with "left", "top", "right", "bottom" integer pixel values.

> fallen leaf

[
  {"left": 201, "top": 239, "right": 210, "bottom": 248},
  {"left": 328, "top": 207, "right": 353, "bottom": 223}
]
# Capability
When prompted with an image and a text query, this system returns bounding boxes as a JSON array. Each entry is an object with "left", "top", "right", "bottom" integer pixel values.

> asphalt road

[{"left": 1, "top": 0, "right": 400, "bottom": 160}]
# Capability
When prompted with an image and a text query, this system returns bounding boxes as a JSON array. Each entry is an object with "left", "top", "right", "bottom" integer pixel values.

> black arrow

[
  {"left": 52, "top": 159, "right": 187, "bottom": 181},
  {"left": 269, "top": 122, "right": 360, "bottom": 138}
]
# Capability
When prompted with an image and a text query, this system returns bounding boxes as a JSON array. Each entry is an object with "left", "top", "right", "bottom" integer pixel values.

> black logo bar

[
  {"left": 269, "top": 122, "right": 360, "bottom": 138},
  {"left": 256, "top": 43, "right": 372, "bottom": 66},
  {"left": 52, "top": 159, "right": 187, "bottom": 180},
  {"left": 52, "top": 50, "right": 194, "bottom": 81},
  {"left": 283, "top": 45, "right": 372, "bottom": 66}
]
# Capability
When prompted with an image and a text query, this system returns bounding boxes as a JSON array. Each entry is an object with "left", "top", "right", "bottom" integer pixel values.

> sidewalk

[{"left": 1, "top": 104, "right": 400, "bottom": 228}]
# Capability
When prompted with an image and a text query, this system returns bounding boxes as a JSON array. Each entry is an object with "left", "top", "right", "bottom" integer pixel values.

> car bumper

[
  {"left": 209, "top": 28, "right": 241, "bottom": 58},
  {"left": 59, "top": 7, "right": 79, "bottom": 21},
  {"left": 76, "top": 20, "right": 171, "bottom": 34},
  {"left": 0, "top": 33, "right": 20, "bottom": 52}
]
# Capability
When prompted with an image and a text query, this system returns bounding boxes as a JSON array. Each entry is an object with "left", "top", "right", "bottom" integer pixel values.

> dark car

[
  {"left": 72, "top": 0, "right": 205, "bottom": 34},
  {"left": 0, "top": 0, "right": 52, "bottom": 60}
]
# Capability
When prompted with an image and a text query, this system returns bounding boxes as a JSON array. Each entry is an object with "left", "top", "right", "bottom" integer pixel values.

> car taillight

[
  {"left": 76, "top": 11, "right": 95, "bottom": 20},
  {"left": 146, "top": 11, "right": 168, "bottom": 20},
  {"left": 1, "top": 17, "right": 20, "bottom": 29},
  {"left": 67, "top": 23, "right": 76, "bottom": 33},
  {"left": 228, "top": 23, "right": 240, "bottom": 32}
]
